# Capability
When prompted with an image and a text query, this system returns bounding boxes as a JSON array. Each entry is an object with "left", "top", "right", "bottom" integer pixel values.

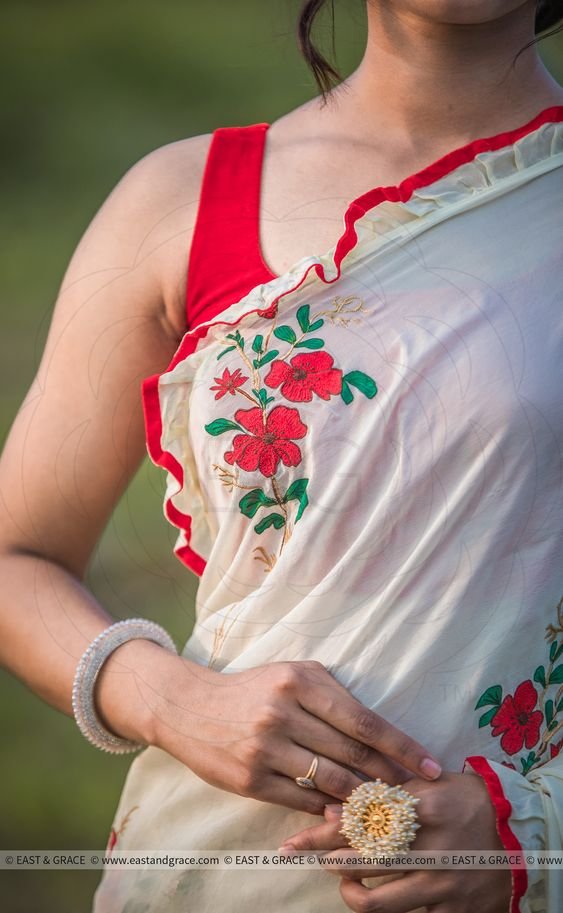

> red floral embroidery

[
  {"left": 105, "top": 805, "right": 139, "bottom": 856},
  {"left": 224, "top": 405, "right": 307, "bottom": 478},
  {"left": 210, "top": 367, "right": 249, "bottom": 400},
  {"left": 550, "top": 738, "right": 563, "bottom": 759},
  {"left": 264, "top": 351, "right": 342, "bottom": 402},
  {"left": 106, "top": 828, "right": 118, "bottom": 854},
  {"left": 475, "top": 599, "right": 563, "bottom": 774},
  {"left": 490, "top": 680, "right": 543, "bottom": 755},
  {"left": 204, "top": 303, "right": 378, "bottom": 580}
]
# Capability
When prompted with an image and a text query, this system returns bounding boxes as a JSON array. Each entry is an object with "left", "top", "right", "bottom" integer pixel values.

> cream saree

[{"left": 93, "top": 106, "right": 563, "bottom": 913}]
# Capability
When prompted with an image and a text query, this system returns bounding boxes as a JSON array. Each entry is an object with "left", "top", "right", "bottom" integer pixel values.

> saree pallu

[{"left": 93, "top": 107, "right": 563, "bottom": 913}]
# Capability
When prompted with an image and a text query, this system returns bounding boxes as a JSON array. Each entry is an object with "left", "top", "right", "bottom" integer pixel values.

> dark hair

[{"left": 297, "top": 0, "right": 563, "bottom": 103}]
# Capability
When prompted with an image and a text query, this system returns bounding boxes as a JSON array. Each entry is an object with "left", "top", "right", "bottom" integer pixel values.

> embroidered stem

[
  {"left": 271, "top": 476, "right": 290, "bottom": 556},
  {"left": 212, "top": 464, "right": 263, "bottom": 493},
  {"left": 236, "top": 387, "right": 262, "bottom": 406},
  {"left": 534, "top": 719, "right": 563, "bottom": 763},
  {"left": 231, "top": 336, "right": 262, "bottom": 392},
  {"left": 253, "top": 545, "right": 277, "bottom": 573},
  {"left": 209, "top": 607, "right": 243, "bottom": 669},
  {"left": 545, "top": 596, "right": 563, "bottom": 642}
]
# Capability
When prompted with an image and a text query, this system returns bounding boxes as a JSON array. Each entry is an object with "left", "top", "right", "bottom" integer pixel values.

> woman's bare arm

[
  {"left": 0, "top": 130, "right": 441, "bottom": 808},
  {"left": 0, "top": 134, "right": 211, "bottom": 745}
]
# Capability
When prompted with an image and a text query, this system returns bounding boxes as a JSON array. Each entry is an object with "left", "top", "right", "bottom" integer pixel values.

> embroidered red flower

[
  {"left": 490, "top": 680, "right": 543, "bottom": 755},
  {"left": 105, "top": 805, "right": 139, "bottom": 856},
  {"left": 224, "top": 405, "right": 307, "bottom": 478},
  {"left": 209, "top": 367, "right": 249, "bottom": 400},
  {"left": 264, "top": 352, "right": 342, "bottom": 402},
  {"left": 106, "top": 828, "right": 118, "bottom": 855},
  {"left": 550, "top": 739, "right": 563, "bottom": 759}
]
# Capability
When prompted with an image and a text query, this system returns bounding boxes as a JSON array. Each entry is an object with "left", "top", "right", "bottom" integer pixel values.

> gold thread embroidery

[{"left": 313, "top": 295, "right": 370, "bottom": 326}]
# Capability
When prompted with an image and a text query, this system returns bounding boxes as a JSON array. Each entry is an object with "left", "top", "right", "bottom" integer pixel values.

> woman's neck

[{"left": 327, "top": 1, "right": 563, "bottom": 153}]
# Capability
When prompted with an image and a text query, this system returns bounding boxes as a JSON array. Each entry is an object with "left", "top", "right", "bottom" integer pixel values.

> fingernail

[
  {"left": 420, "top": 757, "right": 442, "bottom": 779},
  {"left": 324, "top": 804, "right": 342, "bottom": 818},
  {"left": 278, "top": 844, "right": 297, "bottom": 855}
]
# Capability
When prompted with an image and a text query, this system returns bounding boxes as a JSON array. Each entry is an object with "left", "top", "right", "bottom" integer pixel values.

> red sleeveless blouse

[{"left": 185, "top": 122, "right": 277, "bottom": 330}]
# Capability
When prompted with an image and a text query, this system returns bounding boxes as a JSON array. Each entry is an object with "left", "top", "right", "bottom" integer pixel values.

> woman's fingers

[
  {"left": 155, "top": 658, "right": 437, "bottom": 815},
  {"left": 318, "top": 849, "right": 414, "bottom": 878},
  {"left": 273, "top": 743, "right": 368, "bottom": 801},
  {"left": 340, "top": 871, "right": 447, "bottom": 913},
  {"left": 262, "top": 774, "right": 335, "bottom": 815},
  {"left": 280, "top": 805, "right": 415, "bottom": 876},
  {"left": 287, "top": 710, "right": 410, "bottom": 785},
  {"left": 297, "top": 665, "right": 442, "bottom": 780},
  {"left": 279, "top": 805, "right": 343, "bottom": 852}
]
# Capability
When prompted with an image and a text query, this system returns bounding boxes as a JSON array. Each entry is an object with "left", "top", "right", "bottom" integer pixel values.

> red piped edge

[
  {"left": 142, "top": 105, "right": 563, "bottom": 577},
  {"left": 332, "top": 104, "right": 563, "bottom": 275},
  {"left": 463, "top": 756, "right": 527, "bottom": 913}
]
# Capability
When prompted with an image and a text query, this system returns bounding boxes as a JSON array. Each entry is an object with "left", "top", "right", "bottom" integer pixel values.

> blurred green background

[{"left": 0, "top": 2, "right": 561, "bottom": 911}]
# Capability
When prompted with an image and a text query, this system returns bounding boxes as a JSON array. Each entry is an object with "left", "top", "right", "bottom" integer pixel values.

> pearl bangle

[{"left": 71, "top": 618, "right": 178, "bottom": 755}]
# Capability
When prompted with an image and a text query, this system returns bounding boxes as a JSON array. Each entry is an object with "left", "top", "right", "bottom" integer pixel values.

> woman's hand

[
  {"left": 278, "top": 770, "right": 513, "bottom": 912},
  {"left": 142, "top": 651, "right": 442, "bottom": 815}
]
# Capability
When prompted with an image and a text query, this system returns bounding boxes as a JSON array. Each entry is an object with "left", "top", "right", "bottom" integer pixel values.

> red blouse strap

[{"left": 185, "top": 122, "right": 277, "bottom": 330}]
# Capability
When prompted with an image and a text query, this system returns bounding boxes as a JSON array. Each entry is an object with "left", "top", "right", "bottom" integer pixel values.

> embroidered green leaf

[
  {"left": 252, "top": 388, "right": 276, "bottom": 407},
  {"left": 475, "top": 685, "right": 503, "bottom": 709},
  {"left": 555, "top": 642, "right": 563, "bottom": 661},
  {"left": 550, "top": 641, "right": 559, "bottom": 662},
  {"left": 252, "top": 334, "right": 264, "bottom": 353},
  {"left": 478, "top": 707, "right": 498, "bottom": 728},
  {"left": 239, "top": 489, "right": 278, "bottom": 519},
  {"left": 546, "top": 699, "right": 555, "bottom": 725},
  {"left": 274, "top": 325, "right": 297, "bottom": 344},
  {"left": 556, "top": 696, "right": 563, "bottom": 713},
  {"left": 217, "top": 345, "right": 236, "bottom": 360},
  {"left": 294, "top": 338, "right": 324, "bottom": 349},
  {"left": 283, "top": 478, "right": 308, "bottom": 501},
  {"left": 549, "top": 665, "right": 563, "bottom": 684},
  {"left": 343, "top": 370, "right": 378, "bottom": 399},
  {"left": 296, "top": 305, "right": 311, "bottom": 333},
  {"left": 225, "top": 330, "right": 244, "bottom": 349},
  {"left": 295, "top": 306, "right": 324, "bottom": 335},
  {"left": 204, "top": 418, "right": 244, "bottom": 436},
  {"left": 254, "top": 349, "right": 279, "bottom": 368},
  {"left": 534, "top": 665, "right": 547, "bottom": 688},
  {"left": 549, "top": 719, "right": 559, "bottom": 731},
  {"left": 340, "top": 379, "right": 354, "bottom": 405},
  {"left": 283, "top": 478, "right": 309, "bottom": 522},
  {"left": 254, "top": 512, "right": 286, "bottom": 534},
  {"left": 520, "top": 752, "right": 537, "bottom": 775}
]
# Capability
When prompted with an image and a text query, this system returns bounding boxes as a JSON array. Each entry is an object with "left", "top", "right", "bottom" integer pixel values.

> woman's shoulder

[
  {"left": 108, "top": 132, "right": 215, "bottom": 336},
  {"left": 114, "top": 114, "right": 311, "bottom": 336},
  {"left": 115, "top": 131, "right": 216, "bottom": 234},
  {"left": 126, "top": 131, "right": 214, "bottom": 196}
]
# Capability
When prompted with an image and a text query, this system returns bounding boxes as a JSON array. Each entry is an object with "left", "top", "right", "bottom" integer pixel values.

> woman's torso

[{"left": 92, "top": 100, "right": 563, "bottom": 913}]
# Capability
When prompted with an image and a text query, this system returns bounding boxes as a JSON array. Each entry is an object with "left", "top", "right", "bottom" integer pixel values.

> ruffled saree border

[
  {"left": 141, "top": 105, "right": 563, "bottom": 577},
  {"left": 463, "top": 756, "right": 527, "bottom": 913},
  {"left": 331, "top": 104, "right": 563, "bottom": 270}
]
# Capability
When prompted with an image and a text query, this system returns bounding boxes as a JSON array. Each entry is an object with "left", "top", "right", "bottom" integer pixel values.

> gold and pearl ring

[{"left": 339, "top": 779, "right": 420, "bottom": 857}]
